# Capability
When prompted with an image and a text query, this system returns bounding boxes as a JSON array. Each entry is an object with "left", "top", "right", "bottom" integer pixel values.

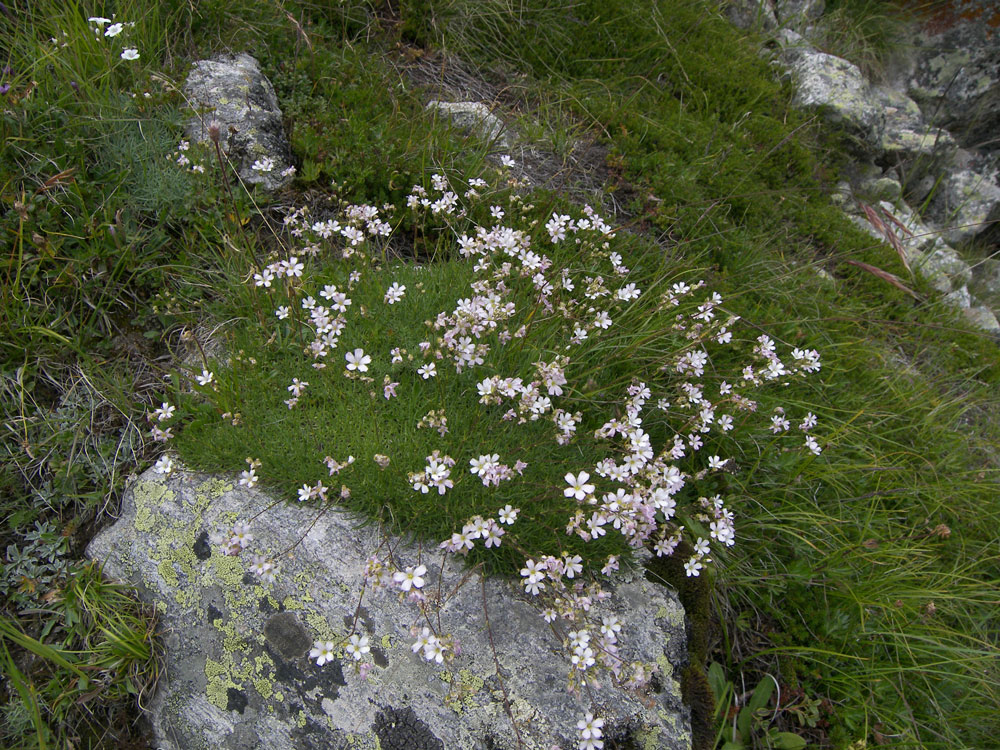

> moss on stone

[{"left": 646, "top": 544, "right": 714, "bottom": 750}]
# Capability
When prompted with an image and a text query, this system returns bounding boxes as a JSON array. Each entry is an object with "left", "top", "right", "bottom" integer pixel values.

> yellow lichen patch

[
  {"left": 443, "top": 669, "right": 486, "bottom": 713},
  {"left": 196, "top": 477, "right": 233, "bottom": 501},
  {"left": 213, "top": 618, "right": 251, "bottom": 654},
  {"left": 380, "top": 634, "right": 392, "bottom": 651},
  {"left": 157, "top": 559, "right": 180, "bottom": 589},
  {"left": 305, "top": 611, "right": 337, "bottom": 640},
  {"left": 656, "top": 654, "right": 674, "bottom": 681},
  {"left": 458, "top": 669, "right": 484, "bottom": 691},
  {"left": 282, "top": 596, "right": 305, "bottom": 611},
  {"left": 205, "top": 658, "right": 241, "bottom": 710},
  {"left": 636, "top": 725, "right": 661, "bottom": 750},
  {"left": 207, "top": 553, "right": 245, "bottom": 587},
  {"left": 132, "top": 480, "right": 174, "bottom": 533}
]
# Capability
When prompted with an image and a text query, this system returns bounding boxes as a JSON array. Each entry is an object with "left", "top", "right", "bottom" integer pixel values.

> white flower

[
  {"left": 417, "top": 362, "right": 436, "bottom": 379},
  {"left": 120, "top": 48, "right": 139, "bottom": 60},
  {"left": 250, "top": 555, "right": 275, "bottom": 581},
  {"left": 684, "top": 557, "right": 703, "bottom": 577},
  {"left": 152, "top": 402, "right": 175, "bottom": 422},
  {"left": 310, "top": 640, "right": 336, "bottom": 666},
  {"left": 594, "top": 311, "right": 612, "bottom": 329},
  {"left": 251, "top": 156, "right": 275, "bottom": 173},
  {"left": 384, "top": 282, "right": 406, "bottom": 304},
  {"left": 88, "top": 16, "right": 112, "bottom": 25},
  {"left": 520, "top": 559, "right": 547, "bottom": 581},
  {"left": 498, "top": 505, "right": 519, "bottom": 525},
  {"left": 563, "top": 554, "right": 583, "bottom": 579},
  {"left": 230, "top": 521, "right": 253, "bottom": 548},
  {"left": 500, "top": 155, "right": 516, "bottom": 167},
  {"left": 153, "top": 455, "right": 174, "bottom": 474},
  {"left": 616, "top": 283, "right": 640, "bottom": 301},
  {"left": 195, "top": 370, "right": 214, "bottom": 386},
  {"left": 411, "top": 627, "right": 434, "bottom": 655},
  {"left": 346, "top": 348, "right": 371, "bottom": 372},
  {"left": 105, "top": 22, "right": 124, "bottom": 37},
  {"left": 577, "top": 712, "right": 605, "bottom": 740},
  {"left": 345, "top": 634, "right": 370, "bottom": 661},
  {"left": 564, "top": 472, "right": 595, "bottom": 501},
  {"left": 394, "top": 564, "right": 428, "bottom": 591}
]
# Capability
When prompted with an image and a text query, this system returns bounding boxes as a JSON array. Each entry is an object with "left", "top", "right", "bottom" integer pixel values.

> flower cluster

[
  {"left": 409, "top": 452, "right": 455, "bottom": 495},
  {"left": 87, "top": 16, "right": 139, "bottom": 60},
  {"left": 167, "top": 157, "right": 826, "bottom": 744}
]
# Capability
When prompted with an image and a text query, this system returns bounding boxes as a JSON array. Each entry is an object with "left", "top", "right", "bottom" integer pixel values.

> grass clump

[
  {"left": 814, "top": 0, "right": 913, "bottom": 79},
  {"left": 169, "top": 164, "right": 824, "bottom": 580}
]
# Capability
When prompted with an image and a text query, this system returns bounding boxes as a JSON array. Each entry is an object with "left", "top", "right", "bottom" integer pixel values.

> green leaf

[
  {"left": 770, "top": 731, "right": 808, "bottom": 749},
  {"left": 708, "top": 661, "right": 728, "bottom": 701},
  {"left": 737, "top": 706, "right": 752, "bottom": 742},
  {"left": 748, "top": 674, "right": 777, "bottom": 716}
]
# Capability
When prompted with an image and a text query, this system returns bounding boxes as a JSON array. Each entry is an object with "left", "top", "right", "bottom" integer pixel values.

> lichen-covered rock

[
  {"left": 963, "top": 305, "right": 1000, "bottom": 332},
  {"left": 184, "top": 53, "right": 293, "bottom": 192},
  {"left": 87, "top": 468, "right": 691, "bottom": 750},
  {"left": 426, "top": 101, "right": 510, "bottom": 148},
  {"left": 848, "top": 200, "right": 972, "bottom": 294},
  {"left": 944, "top": 284, "right": 972, "bottom": 309},
  {"left": 723, "top": 0, "right": 779, "bottom": 31},
  {"left": 907, "top": 0, "right": 1000, "bottom": 152},
  {"left": 779, "top": 40, "right": 884, "bottom": 150},
  {"left": 923, "top": 166, "right": 1000, "bottom": 246},
  {"left": 873, "top": 84, "right": 957, "bottom": 164},
  {"left": 773, "top": 0, "right": 824, "bottom": 31}
]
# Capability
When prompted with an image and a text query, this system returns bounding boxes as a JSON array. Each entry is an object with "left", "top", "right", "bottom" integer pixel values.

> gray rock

[
  {"left": 969, "top": 256, "right": 1000, "bottom": 309},
  {"left": 923, "top": 167, "right": 1000, "bottom": 246},
  {"left": 426, "top": 101, "right": 510, "bottom": 148},
  {"left": 907, "top": 0, "right": 1000, "bottom": 152},
  {"left": 773, "top": 0, "right": 824, "bottom": 31},
  {"left": 87, "top": 468, "right": 691, "bottom": 750},
  {"left": 849, "top": 200, "right": 973, "bottom": 293},
  {"left": 858, "top": 176, "right": 903, "bottom": 204},
  {"left": 964, "top": 305, "right": 1000, "bottom": 332},
  {"left": 780, "top": 46, "right": 884, "bottom": 150},
  {"left": 829, "top": 179, "right": 854, "bottom": 209},
  {"left": 185, "top": 53, "right": 294, "bottom": 192},
  {"left": 724, "top": 0, "right": 778, "bottom": 31},
  {"left": 944, "top": 285, "right": 972, "bottom": 309},
  {"left": 873, "top": 84, "right": 957, "bottom": 165},
  {"left": 922, "top": 241, "right": 973, "bottom": 289}
]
